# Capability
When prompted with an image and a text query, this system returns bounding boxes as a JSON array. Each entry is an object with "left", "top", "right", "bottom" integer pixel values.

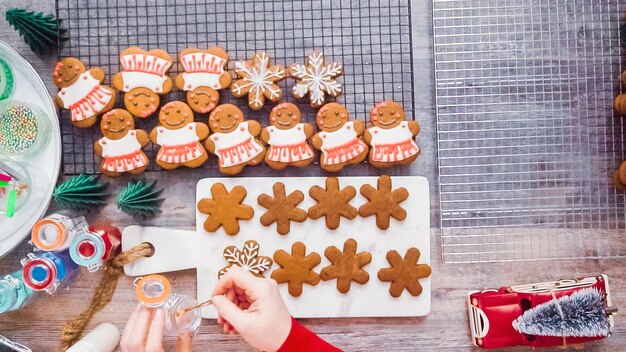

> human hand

[
  {"left": 212, "top": 268, "right": 292, "bottom": 352},
  {"left": 120, "top": 303, "right": 193, "bottom": 352}
]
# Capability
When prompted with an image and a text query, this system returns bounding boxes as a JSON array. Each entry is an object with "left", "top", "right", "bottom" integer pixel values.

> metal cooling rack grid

[
  {"left": 433, "top": 0, "right": 626, "bottom": 262},
  {"left": 55, "top": 0, "right": 414, "bottom": 175}
]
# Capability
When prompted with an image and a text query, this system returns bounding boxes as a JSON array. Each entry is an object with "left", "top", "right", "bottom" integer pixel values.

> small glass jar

[
  {"left": 31, "top": 213, "right": 89, "bottom": 252},
  {"left": 21, "top": 250, "right": 79, "bottom": 294},
  {"left": 0, "top": 270, "right": 35, "bottom": 314},
  {"left": 134, "top": 275, "right": 202, "bottom": 336},
  {"left": 69, "top": 225, "right": 121, "bottom": 272},
  {"left": 0, "top": 100, "right": 51, "bottom": 158}
]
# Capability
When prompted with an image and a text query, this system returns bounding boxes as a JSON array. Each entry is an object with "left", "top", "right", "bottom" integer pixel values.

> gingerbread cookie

[
  {"left": 53, "top": 58, "right": 116, "bottom": 128},
  {"left": 615, "top": 94, "right": 626, "bottom": 115},
  {"left": 364, "top": 101, "right": 420, "bottom": 168},
  {"left": 378, "top": 248, "right": 431, "bottom": 298},
  {"left": 308, "top": 177, "right": 357, "bottom": 230},
  {"left": 613, "top": 161, "right": 626, "bottom": 190},
  {"left": 197, "top": 183, "right": 254, "bottom": 236},
  {"left": 219, "top": 240, "right": 273, "bottom": 279},
  {"left": 271, "top": 242, "right": 321, "bottom": 297},
  {"left": 175, "top": 47, "right": 231, "bottom": 113},
  {"left": 289, "top": 51, "right": 343, "bottom": 108},
  {"left": 310, "top": 103, "right": 368, "bottom": 172},
  {"left": 358, "top": 175, "right": 408, "bottom": 230},
  {"left": 320, "top": 239, "right": 371, "bottom": 294},
  {"left": 261, "top": 103, "right": 315, "bottom": 170},
  {"left": 205, "top": 104, "right": 266, "bottom": 175},
  {"left": 93, "top": 109, "right": 150, "bottom": 177},
  {"left": 112, "top": 47, "right": 173, "bottom": 118},
  {"left": 150, "top": 101, "right": 209, "bottom": 170},
  {"left": 258, "top": 182, "right": 307, "bottom": 235},
  {"left": 231, "top": 52, "right": 286, "bottom": 110}
]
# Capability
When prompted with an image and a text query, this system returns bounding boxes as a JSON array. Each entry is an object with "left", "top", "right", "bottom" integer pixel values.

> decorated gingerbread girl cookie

[
  {"left": 94, "top": 109, "right": 150, "bottom": 177},
  {"left": 53, "top": 58, "right": 116, "bottom": 128},
  {"left": 205, "top": 104, "right": 266, "bottom": 175},
  {"left": 310, "top": 103, "right": 368, "bottom": 172},
  {"left": 260, "top": 103, "right": 315, "bottom": 170},
  {"left": 112, "top": 47, "right": 174, "bottom": 118},
  {"left": 175, "top": 47, "right": 231, "bottom": 113},
  {"left": 364, "top": 101, "right": 420, "bottom": 168},
  {"left": 150, "top": 101, "right": 210, "bottom": 170}
]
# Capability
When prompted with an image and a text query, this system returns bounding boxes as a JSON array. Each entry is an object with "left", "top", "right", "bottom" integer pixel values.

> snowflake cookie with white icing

[
  {"left": 231, "top": 51, "right": 286, "bottom": 110},
  {"left": 175, "top": 47, "right": 231, "bottom": 114},
  {"left": 218, "top": 240, "right": 273, "bottom": 278},
  {"left": 289, "top": 51, "right": 343, "bottom": 108},
  {"left": 112, "top": 47, "right": 174, "bottom": 118}
]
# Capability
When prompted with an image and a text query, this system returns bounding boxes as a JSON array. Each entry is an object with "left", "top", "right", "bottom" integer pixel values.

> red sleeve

[{"left": 277, "top": 317, "right": 343, "bottom": 352}]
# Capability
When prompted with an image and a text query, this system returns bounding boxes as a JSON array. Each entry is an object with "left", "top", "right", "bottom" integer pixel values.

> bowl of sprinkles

[{"left": 0, "top": 100, "right": 50, "bottom": 157}]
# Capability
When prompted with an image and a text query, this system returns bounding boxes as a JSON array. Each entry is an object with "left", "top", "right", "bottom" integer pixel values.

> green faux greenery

[
  {"left": 5, "top": 8, "right": 65, "bottom": 55},
  {"left": 52, "top": 174, "right": 109, "bottom": 211},
  {"left": 116, "top": 180, "right": 164, "bottom": 218}
]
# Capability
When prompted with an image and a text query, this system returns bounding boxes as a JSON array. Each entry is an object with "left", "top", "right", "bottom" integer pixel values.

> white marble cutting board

[{"left": 123, "top": 176, "right": 430, "bottom": 318}]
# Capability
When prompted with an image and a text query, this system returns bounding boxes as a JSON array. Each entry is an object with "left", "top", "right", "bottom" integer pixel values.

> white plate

[{"left": 0, "top": 40, "right": 61, "bottom": 257}]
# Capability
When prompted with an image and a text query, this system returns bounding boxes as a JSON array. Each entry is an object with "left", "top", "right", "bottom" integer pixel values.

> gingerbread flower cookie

[
  {"left": 53, "top": 58, "right": 116, "bottom": 128},
  {"left": 258, "top": 182, "right": 307, "bottom": 235},
  {"left": 197, "top": 183, "right": 254, "bottom": 236},
  {"left": 260, "top": 103, "right": 315, "bottom": 170},
  {"left": 150, "top": 101, "right": 209, "bottom": 170},
  {"left": 112, "top": 47, "right": 174, "bottom": 118},
  {"left": 365, "top": 101, "right": 420, "bottom": 168},
  {"left": 320, "top": 239, "right": 371, "bottom": 294},
  {"left": 93, "top": 109, "right": 150, "bottom": 178},
  {"left": 289, "top": 51, "right": 342, "bottom": 108},
  {"left": 310, "top": 103, "right": 368, "bottom": 172},
  {"left": 205, "top": 104, "right": 266, "bottom": 175},
  {"left": 219, "top": 240, "right": 273, "bottom": 279},
  {"left": 378, "top": 248, "right": 431, "bottom": 298},
  {"left": 231, "top": 52, "right": 286, "bottom": 110},
  {"left": 175, "top": 47, "right": 231, "bottom": 113},
  {"left": 272, "top": 242, "right": 321, "bottom": 297},
  {"left": 308, "top": 177, "right": 357, "bottom": 230},
  {"left": 358, "top": 175, "right": 409, "bottom": 230}
]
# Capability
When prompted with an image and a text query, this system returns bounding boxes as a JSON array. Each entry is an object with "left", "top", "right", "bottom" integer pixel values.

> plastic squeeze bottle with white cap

[{"left": 66, "top": 323, "right": 120, "bottom": 352}]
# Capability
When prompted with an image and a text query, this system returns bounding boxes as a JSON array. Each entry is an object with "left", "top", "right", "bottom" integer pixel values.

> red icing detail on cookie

[
  {"left": 130, "top": 131, "right": 136, "bottom": 136},
  {"left": 125, "top": 84, "right": 129, "bottom": 89},
  {"left": 83, "top": 75, "right": 88, "bottom": 80},
  {"left": 239, "top": 126, "right": 245, "bottom": 131},
  {"left": 213, "top": 136, "right": 219, "bottom": 141},
  {"left": 61, "top": 90, "right": 66, "bottom": 95},
  {"left": 297, "top": 126, "right": 302, "bottom": 131},
  {"left": 321, "top": 133, "right": 327, "bottom": 139},
  {"left": 102, "top": 140, "right": 107, "bottom": 145},
  {"left": 346, "top": 124, "right": 351, "bottom": 130},
  {"left": 187, "top": 84, "right": 192, "bottom": 89}
]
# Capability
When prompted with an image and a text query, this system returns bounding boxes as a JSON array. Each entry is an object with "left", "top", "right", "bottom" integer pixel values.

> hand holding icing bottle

[
  {"left": 135, "top": 275, "right": 202, "bottom": 336},
  {"left": 69, "top": 224, "right": 121, "bottom": 272},
  {"left": 0, "top": 270, "right": 35, "bottom": 314}
]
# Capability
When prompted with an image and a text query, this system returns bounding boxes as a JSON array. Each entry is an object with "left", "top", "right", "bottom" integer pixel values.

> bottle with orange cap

[{"left": 134, "top": 274, "right": 202, "bottom": 336}]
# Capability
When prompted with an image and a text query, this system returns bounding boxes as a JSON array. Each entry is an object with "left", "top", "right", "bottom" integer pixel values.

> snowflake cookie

[
  {"left": 218, "top": 240, "right": 273, "bottom": 279},
  {"left": 289, "top": 51, "right": 343, "bottom": 108},
  {"left": 231, "top": 52, "right": 286, "bottom": 110}
]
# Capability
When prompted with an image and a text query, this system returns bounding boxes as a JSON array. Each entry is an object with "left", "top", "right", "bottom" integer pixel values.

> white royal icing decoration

[
  {"left": 290, "top": 52, "right": 342, "bottom": 106},
  {"left": 59, "top": 72, "right": 99, "bottom": 107},
  {"left": 59, "top": 72, "right": 114, "bottom": 122},
  {"left": 266, "top": 123, "right": 313, "bottom": 163},
  {"left": 99, "top": 131, "right": 147, "bottom": 172},
  {"left": 321, "top": 121, "right": 357, "bottom": 150},
  {"left": 180, "top": 52, "right": 226, "bottom": 90},
  {"left": 319, "top": 121, "right": 367, "bottom": 165},
  {"left": 121, "top": 72, "right": 168, "bottom": 92},
  {"left": 369, "top": 121, "right": 419, "bottom": 163},
  {"left": 231, "top": 52, "right": 285, "bottom": 109},
  {"left": 156, "top": 122, "right": 204, "bottom": 163},
  {"left": 211, "top": 121, "right": 263, "bottom": 167},
  {"left": 181, "top": 73, "right": 222, "bottom": 91}
]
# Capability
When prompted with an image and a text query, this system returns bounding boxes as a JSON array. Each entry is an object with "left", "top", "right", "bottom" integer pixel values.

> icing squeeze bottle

[
  {"left": 0, "top": 270, "right": 35, "bottom": 314},
  {"left": 135, "top": 274, "right": 202, "bottom": 336},
  {"left": 66, "top": 323, "right": 120, "bottom": 352}
]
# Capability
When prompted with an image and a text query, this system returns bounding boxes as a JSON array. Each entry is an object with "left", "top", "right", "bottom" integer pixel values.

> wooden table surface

[{"left": 0, "top": 1, "right": 624, "bottom": 351}]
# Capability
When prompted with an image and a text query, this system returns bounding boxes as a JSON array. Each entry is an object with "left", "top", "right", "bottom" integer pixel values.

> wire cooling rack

[
  {"left": 434, "top": 0, "right": 626, "bottom": 263},
  {"left": 55, "top": 0, "right": 414, "bottom": 175}
]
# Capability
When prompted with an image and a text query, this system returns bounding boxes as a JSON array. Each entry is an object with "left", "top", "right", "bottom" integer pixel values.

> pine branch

[
  {"left": 52, "top": 174, "right": 109, "bottom": 211},
  {"left": 116, "top": 180, "right": 164, "bottom": 218},
  {"left": 5, "top": 8, "right": 66, "bottom": 55}
]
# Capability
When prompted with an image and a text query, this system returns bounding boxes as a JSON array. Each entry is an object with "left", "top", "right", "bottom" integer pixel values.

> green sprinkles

[{"left": 0, "top": 103, "right": 38, "bottom": 154}]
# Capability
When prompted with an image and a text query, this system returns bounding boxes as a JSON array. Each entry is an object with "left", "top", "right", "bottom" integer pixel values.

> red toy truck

[{"left": 467, "top": 275, "right": 613, "bottom": 349}]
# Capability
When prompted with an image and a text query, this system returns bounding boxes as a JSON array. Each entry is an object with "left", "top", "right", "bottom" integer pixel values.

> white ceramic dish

[{"left": 0, "top": 40, "right": 61, "bottom": 257}]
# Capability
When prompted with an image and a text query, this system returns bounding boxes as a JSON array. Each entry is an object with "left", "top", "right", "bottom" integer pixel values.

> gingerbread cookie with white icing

[
  {"left": 175, "top": 47, "right": 231, "bottom": 114},
  {"left": 112, "top": 47, "right": 174, "bottom": 118},
  {"left": 94, "top": 109, "right": 150, "bottom": 178},
  {"left": 53, "top": 58, "right": 116, "bottom": 128},
  {"left": 364, "top": 101, "right": 420, "bottom": 168},
  {"left": 310, "top": 103, "right": 368, "bottom": 172},
  {"left": 205, "top": 104, "right": 266, "bottom": 175},
  {"left": 260, "top": 103, "right": 315, "bottom": 170},
  {"left": 150, "top": 101, "right": 209, "bottom": 170}
]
